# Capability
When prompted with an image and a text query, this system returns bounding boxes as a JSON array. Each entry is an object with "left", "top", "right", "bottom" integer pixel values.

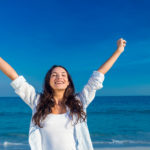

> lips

[{"left": 55, "top": 81, "right": 64, "bottom": 84}]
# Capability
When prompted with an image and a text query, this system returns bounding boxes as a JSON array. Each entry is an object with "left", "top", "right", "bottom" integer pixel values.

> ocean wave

[
  {"left": 0, "top": 141, "right": 27, "bottom": 147},
  {"left": 2, "top": 133, "right": 28, "bottom": 137},
  {"left": 89, "top": 109, "right": 150, "bottom": 115},
  {"left": 93, "top": 139, "right": 150, "bottom": 145},
  {"left": 0, "top": 112, "right": 30, "bottom": 116}
]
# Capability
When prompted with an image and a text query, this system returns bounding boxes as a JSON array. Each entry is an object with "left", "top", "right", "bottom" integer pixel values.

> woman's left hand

[
  {"left": 97, "top": 38, "right": 127, "bottom": 74},
  {"left": 116, "top": 38, "right": 127, "bottom": 53}
]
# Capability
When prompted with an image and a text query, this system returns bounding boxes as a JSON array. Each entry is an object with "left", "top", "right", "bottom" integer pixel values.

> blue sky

[{"left": 0, "top": 0, "right": 150, "bottom": 96}]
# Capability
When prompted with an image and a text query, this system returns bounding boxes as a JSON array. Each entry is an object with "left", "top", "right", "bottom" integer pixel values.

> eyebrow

[{"left": 52, "top": 72, "right": 67, "bottom": 74}]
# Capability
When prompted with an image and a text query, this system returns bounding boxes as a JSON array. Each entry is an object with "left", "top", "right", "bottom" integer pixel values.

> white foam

[
  {"left": 93, "top": 139, "right": 150, "bottom": 145},
  {"left": 3, "top": 141, "right": 24, "bottom": 147}
]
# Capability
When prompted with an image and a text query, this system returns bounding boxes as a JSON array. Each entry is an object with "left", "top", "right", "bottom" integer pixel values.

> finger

[
  {"left": 120, "top": 38, "right": 127, "bottom": 42},
  {"left": 123, "top": 40, "right": 127, "bottom": 44}
]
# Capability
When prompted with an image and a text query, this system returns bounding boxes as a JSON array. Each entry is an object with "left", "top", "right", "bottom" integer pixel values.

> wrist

[{"left": 116, "top": 47, "right": 124, "bottom": 54}]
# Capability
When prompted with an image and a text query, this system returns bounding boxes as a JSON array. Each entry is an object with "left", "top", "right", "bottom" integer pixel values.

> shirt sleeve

[
  {"left": 76, "top": 71, "right": 105, "bottom": 109},
  {"left": 10, "top": 75, "right": 38, "bottom": 110}
]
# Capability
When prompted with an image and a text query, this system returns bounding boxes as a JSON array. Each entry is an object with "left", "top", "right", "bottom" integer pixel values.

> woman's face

[{"left": 50, "top": 67, "right": 70, "bottom": 91}]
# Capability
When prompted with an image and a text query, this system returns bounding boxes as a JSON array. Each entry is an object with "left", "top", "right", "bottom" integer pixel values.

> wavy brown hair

[{"left": 32, "top": 65, "right": 87, "bottom": 128}]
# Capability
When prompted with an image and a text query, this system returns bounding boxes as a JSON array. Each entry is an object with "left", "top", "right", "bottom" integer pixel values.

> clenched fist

[{"left": 117, "top": 38, "right": 127, "bottom": 53}]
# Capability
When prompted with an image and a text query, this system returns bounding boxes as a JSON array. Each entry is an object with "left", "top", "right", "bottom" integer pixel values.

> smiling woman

[
  {"left": 0, "top": 38, "right": 127, "bottom": 150},
  {"left": 50, "top": 67, "right": 70, "bottom": 91},
  {"left": 32, "top": 64, "right": 87, "bottom": 130}
]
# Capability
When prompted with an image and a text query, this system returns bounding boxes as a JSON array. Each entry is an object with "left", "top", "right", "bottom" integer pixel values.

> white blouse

[
  {"left": 39, "top": 110, "right": 76, "bottom": 150},
  {"left": 10, "top": 71, "right": 105, "bottom": 150}
]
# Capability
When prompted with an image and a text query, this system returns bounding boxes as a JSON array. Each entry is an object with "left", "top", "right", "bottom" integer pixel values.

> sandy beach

[{"left": 95, "top": 147, "right": 150, "bottom": 150}]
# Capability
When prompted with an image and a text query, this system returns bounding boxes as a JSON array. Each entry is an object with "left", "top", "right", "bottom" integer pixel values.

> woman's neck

[{"left": 53, "top": 91, "right": 65, "bottom": 105}]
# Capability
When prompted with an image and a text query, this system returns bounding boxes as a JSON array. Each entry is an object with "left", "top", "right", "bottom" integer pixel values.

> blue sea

[{"left": 0, "top": 96, "right": 150, "bottom": 150}]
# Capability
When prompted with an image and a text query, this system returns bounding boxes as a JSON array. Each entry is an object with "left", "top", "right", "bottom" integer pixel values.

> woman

[{"left": 0, "top": 38, "right": 126, "bottom": 150}]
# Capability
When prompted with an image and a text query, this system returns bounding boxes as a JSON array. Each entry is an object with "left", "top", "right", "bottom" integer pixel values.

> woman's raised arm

[
  {"left": 0, "top": 57, "right": 19, "bottom": 80},
  {"left": 98, "top": 38, "right": 127, "bottom": 74},
  {"left": 76, "top": 38, "right": 127, "bottom": 108},
  {"left": 0, "top": 57, "right": 38, "bottom": 109}
]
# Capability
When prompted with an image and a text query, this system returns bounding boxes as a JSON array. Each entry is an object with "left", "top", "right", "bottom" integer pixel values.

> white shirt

[
  {"left": 10, "top": 71, "right": 105, "bottom": 150},
  {"left": 40, "top": 111, "right": 76, "bottom": 150}
]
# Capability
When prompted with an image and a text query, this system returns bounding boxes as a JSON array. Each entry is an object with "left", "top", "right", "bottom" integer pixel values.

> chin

[{"left": 55, "top": 87, "right": 66, "bottom": 90}]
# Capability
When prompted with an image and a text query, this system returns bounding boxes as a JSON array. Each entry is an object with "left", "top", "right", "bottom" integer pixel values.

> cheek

[
  {"left": 49, "top": 78, "right": 54, "bottom": 86},
  {"left": 66, "top": 80, "right": 70, "bottom": 86}
]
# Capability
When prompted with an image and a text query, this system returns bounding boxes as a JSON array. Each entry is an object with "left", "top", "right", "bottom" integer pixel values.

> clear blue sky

[{"left": 0, "top": 0, "right": 150, "bottom": 96}]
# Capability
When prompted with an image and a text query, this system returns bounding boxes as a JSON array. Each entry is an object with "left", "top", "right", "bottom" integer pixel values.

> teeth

[{"left": 55, "top": 82, "right": 63, "bottom": 84}]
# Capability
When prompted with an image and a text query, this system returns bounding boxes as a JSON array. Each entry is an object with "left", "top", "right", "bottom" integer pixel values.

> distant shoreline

[{"left": 0, "top": 95, "right": 150, "bottom": 98}]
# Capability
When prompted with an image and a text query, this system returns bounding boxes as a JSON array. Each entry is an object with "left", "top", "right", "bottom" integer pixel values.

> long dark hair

[{"left": 32, "top": 65, "right": 87, "bottom": 128}]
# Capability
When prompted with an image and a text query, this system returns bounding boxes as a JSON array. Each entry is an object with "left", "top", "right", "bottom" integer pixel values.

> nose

[{"left": 56, "top": 74, "right": 62, "bottom": 79}]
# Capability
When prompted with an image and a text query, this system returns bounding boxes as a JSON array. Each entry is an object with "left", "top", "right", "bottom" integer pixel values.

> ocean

[{"left": 0, "top": 96, "right": 150, "bottom": 150}]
